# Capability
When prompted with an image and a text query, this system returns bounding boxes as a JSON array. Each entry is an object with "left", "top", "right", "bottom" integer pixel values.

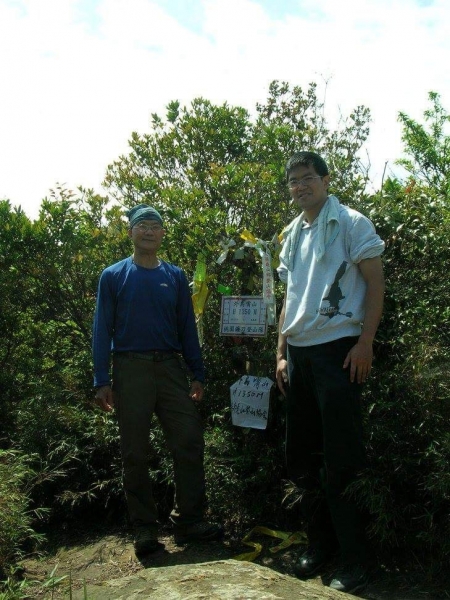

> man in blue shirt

[{"left": 93, "top": 204, "right": 222, "bottom": 555}]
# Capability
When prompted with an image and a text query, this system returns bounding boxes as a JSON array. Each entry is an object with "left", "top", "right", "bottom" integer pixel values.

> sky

[{"left": 0, "top": 0, "right": 449, "bottom": 219}]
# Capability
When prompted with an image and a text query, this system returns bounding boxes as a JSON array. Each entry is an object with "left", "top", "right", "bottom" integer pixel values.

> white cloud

[{"left": 0, "top": 0, "right": 449, "bottom": 218}]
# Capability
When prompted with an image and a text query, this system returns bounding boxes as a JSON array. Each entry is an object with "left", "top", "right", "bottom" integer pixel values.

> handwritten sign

[
  {"left": 230, "top": 375, "right": 274, "bottom": 429},
  {"left": 261, "top": 250, "right": 275, "bottom": 305},
  {"left": 220, "top": 296, "right": 267, "bottom": 337}
]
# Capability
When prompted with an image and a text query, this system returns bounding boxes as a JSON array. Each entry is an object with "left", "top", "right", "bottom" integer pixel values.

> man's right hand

[
  {"left": 276, "top": 358, "right": 289, "bottom": 397},
  {"left": 94, "top": 385, "right": 114, "bottom": 412}
]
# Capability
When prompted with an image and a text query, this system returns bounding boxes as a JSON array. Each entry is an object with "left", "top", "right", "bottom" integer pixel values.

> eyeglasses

[
  {"left": 287, "top": 176, "right": 323, "bottom": 189},
  {"left": 134, "top": 223, "right": 163, "bottom": 233}
]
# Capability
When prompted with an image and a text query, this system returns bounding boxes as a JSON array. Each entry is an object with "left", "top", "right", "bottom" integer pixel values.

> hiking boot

[
  {"left": 294, "top": 545, "right": 335, "bottom": 579},
  {"left": 134, "top": 526, "right": 164, "bottom": 555},
  {"left": 173, "top": 521, "right": 224, "bottom": 544},
  {"left": 329, "top": 562, "right": 370, "bottom": 594}
]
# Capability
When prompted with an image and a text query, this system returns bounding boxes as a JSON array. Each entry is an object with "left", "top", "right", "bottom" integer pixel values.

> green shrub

[{"left": 0, "top": 450, "right": 45, "bottom": 577}]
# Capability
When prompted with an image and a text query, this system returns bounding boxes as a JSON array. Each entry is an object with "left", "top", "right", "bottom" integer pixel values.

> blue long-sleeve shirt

[{"left": 93, "top": 257, "right": 205, "bottom": 387}]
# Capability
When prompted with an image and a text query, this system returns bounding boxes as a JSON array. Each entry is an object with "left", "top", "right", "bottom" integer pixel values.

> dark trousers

[
  {"left": 286, "top": 337, "right": 370, "bottom": 564},
  {"left": 112, "top": 353, "right": 206, "bottom": 528}
]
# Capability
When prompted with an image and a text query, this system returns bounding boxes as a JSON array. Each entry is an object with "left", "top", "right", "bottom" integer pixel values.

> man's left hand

[
  {"left": 190, "top": 380, "right": 204, "bottom": 403},
  {"left": 343, "top": 339, "right": 373, "bottom": 383}
]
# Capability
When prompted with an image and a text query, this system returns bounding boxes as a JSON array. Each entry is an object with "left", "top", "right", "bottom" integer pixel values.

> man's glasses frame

[
  {"left": 287, "top": 175, "right": 323, "bottom": 189},
  {"left": 133, "top": 223, "right": 163, "bottom": 233}
]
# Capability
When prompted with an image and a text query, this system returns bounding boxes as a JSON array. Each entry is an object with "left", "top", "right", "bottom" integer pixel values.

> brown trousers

[{"left": 113, "top": 352, "right": 206, "bottom": 528}]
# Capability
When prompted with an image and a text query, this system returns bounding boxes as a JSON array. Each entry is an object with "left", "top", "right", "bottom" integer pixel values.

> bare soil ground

[{"left": 19, "top": 522, "right": 448, "bottom": 600}]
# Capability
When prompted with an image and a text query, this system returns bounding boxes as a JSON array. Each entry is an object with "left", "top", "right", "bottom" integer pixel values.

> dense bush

[
  {"left": 358, "top": 174, "right": 450, "bottom": 569},
  {"left": 0, "top": 450, "right": 46, "bottom": 578}
]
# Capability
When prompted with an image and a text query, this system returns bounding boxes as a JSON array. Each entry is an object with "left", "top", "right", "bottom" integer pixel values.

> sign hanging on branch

[
  {"left": 220, "top": 296, "right": 267, "bottom": 337},
  {"left": 240, "top": 229, "right": 277, "bottom": 325},
  {"left": 230, "top": 375, "right": 274, "bottom": 430}
]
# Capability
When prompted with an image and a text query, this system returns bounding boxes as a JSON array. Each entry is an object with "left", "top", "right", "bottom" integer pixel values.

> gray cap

[{"left": 127, "top": 204, "right": 163, "bottom": 228}]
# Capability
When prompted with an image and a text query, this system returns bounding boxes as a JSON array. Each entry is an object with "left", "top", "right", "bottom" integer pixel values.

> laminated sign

[
  {"left": 230, "top": 376, "right": 274, "bottom": 430},
  {"left": 220, "top": 296, "right": 267, "bottom": 337}
]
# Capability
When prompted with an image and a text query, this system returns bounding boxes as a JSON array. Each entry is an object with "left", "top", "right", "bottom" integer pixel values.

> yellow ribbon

[
  {"left": 191, "top": 256, "right": 211, "bottom": 346},
  {"left": 233, "top": 526, "right": 307, "bottom": 562},
  {"left": 240, "top": 229, "right": 258, "bottom": 245},
  {"left": 192, "top": 282, "right": 210, "bottom": 317}
]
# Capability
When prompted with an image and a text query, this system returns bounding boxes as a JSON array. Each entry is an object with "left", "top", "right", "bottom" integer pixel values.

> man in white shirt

[{"left": 276, "top": 151, "right": 385, "bottom": 594}]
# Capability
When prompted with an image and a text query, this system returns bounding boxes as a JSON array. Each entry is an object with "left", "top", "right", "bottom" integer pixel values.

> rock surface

[
  {"left": 81, "top": 559, "right": 353, "bottom": 600},
  {"left": 21, "top": 529, "right": 439, "bottom": 599}
]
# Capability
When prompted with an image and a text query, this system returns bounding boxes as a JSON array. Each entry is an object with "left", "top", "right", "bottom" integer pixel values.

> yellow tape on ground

[{"left": 233, "top": 526, "right": 307, "bottom": 562}]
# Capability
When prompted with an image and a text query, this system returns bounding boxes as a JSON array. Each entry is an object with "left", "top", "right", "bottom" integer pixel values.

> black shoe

[
  {"left": 294, "top": 546, "right": 334, "bottom": 579},
  {"left": 329, "top": 563, "right": 370, "bottom": 594},
  {"left": 134, "top": 526, "right": 164, "bottom": 555},
  {"left": 173, "top": 521, "right": 224, "bottom": 544}
]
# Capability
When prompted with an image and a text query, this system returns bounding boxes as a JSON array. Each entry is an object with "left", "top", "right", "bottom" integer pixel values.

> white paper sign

[
  {"left": 230, "top": 375, "right": 274, "bottom": 430},
  {"left": 220, "top": 296, "right": 267, "bottom": 337}
]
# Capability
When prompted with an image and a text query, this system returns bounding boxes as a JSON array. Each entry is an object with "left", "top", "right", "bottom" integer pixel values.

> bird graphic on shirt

[{"left": 321, "top": 261, "right": 353, "bottom": 319}]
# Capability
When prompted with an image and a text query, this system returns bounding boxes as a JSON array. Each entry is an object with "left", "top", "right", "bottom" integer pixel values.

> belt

[{"left": 117, "top": 351, "right": 177, "bottom": 362}]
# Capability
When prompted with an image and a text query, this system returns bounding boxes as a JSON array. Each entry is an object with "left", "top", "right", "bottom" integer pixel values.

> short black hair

[{"left": 285, "top": 151, "right": 329, "bottom": 180}]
